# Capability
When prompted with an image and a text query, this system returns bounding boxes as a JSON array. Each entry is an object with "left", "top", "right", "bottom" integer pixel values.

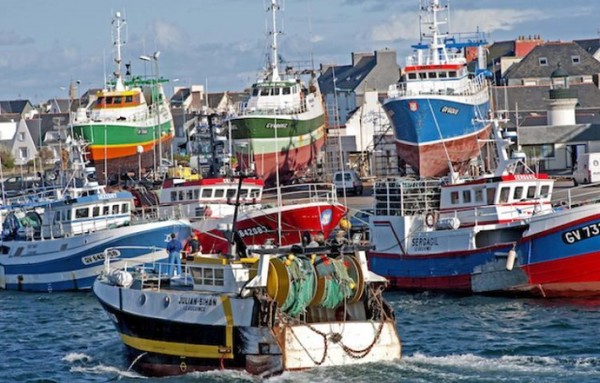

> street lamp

[
  {"left": 137, "top": 145, "right": 144, "bottom": 181},
  {"left": 139, "top": 51, "right": 162, "bottom": 179}
]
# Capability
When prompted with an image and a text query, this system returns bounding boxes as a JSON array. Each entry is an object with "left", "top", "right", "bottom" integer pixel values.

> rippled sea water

[{"left": 1, "top": 290, "right": 600, "bottom": 383}]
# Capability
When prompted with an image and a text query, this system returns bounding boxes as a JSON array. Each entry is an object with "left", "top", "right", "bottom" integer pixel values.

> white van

[
  {"left": 573, "top": 152, "right": 600, "bottom": 185},
  {"left": 333, "top": 170, "right": 363, "bottom": 195}
]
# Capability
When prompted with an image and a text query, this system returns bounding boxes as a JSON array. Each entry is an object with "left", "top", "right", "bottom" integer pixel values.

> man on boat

[
  {"left": 166, "top": 233, "right": 183, "bottom": 277},
  {"left": 188, "top": 233, "right": 201, "bottom": 260}
]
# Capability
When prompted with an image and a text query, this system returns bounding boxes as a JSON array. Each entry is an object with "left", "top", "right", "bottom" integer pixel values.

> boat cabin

[
  {"left": 438, "top": 174, "right": 554, "bottom": 227},
  {"left": 157, "top": 178, "right": 264, "bottom": 221},
  {"left": 1, "top": 191, "right": 133, "bottom": 241}
]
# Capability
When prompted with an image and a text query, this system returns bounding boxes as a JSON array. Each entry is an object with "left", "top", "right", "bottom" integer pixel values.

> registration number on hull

[{"left": 562, "top": 222, "right": 600, "bottom": 244}]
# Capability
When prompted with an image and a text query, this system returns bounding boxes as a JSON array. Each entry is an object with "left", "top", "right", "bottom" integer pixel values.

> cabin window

[
  {"left": 486, "top": 187, "right": 496, "bottom": 205},
  {"left": 240, "top": 188, "right": 249, "bottom": 198},
  {"left": 178, "top": 191, "right": 184, "bottom": 201},
  {"left": 105, "top": 96, "right": 113, "bottom": 105},
  {"left": 201, "top": 189, "right": 212, "bottom": 198},
  {"left": 122, "top": 203, "right": 129, "bottom": 213},
  {"left": 226, "top": 189, "right": 236, "bottom": 199},
  {"left": 513, "top": 186, "right": 523, "bottom": 200},
  {"left": 97, "top": 97, "right": 104, "bottom": 106},
  {"left": 214, "top": 189, "right": 224, "bottom": 198},
  {"left": 439, "top": 72, "right": 447, "bottom": 78},
  {"left": 125, "top": 95, "right": 133, "bottom": 103},
  {"left": 462, "top": 190, "right": 471, "bottom": 203},
  {"left": 450, "top": 191, "right": 459, "bottom": 204},
  {"left": 103, "top": 206, "right": 110, "bottom": 215},
  {"left": 112, "top": 205, "right": 120, "bottom": 214},
  {"left": 272, "top": 88, "right": 280, "bottom": 95},
  {"left": 283, "top": 87, "right": 291, "bottom": 95},
  {"left": 540, "top": 185, "right": 550, "bottom": 198},
  {"left": 113, "top": 96, "right": 122, "bottom": 104},
  {"left": 260, "top": 88, "right": 270, "bottom": 96},
  {"left": 203, "top": 268, "right": 214, "bottom": 285},
  {"left": 214, "top": 268, "right": 224, "bottom": 286},
  {"left": 248, "top": 189, "right": 259, "bottom": 199},
  {"left": 93, "top": 206, "right": 100, "bottom": 217},
  {"left": 449, "top": 71, "right": 457, "bottom": 78},
  {"left": 429, "top": 72, "right": 438, "bottom": 79},
  {"left": 75, "top": 207, "right": 89, "bottom": 219},
  {"left": 186, "top": 190, "right": 194, "bottom": 200},
  {"left": 252, "top": 88, "right": 259, "bottom": 96},
  {"left": 499, "top": 187, "right": 510, "bottom": 203},
  {"left": 170, "top": 191, "right": 177, "bottom": 201},
  {"left": 194, "top": 189, "right": 200, "bottom": 199},
  {"left": 523, "top": 144, "right": 554, "bottom": 159},
  {"left": 419, "top": 72, "right": 427, "bottom": 79},
  {"left": 53, "top": 211, "right": 61, "bottom": 223},
  {"left": 474, "top": 189, "right": 483, "bottom": 203},
  {"left": 526, "top": 186, "right": 536, "bottom": 199},
  {"left": 408, "top": 73, "right": 417, "bottom": 80}
]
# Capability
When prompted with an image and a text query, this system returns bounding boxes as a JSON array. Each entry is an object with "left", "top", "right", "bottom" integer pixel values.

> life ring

[{"left": 425, "top": 213, "right": 435, "bottom": 228}]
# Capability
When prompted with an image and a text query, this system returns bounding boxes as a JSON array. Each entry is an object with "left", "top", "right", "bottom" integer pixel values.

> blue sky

[{"left": 0, "top": 0, "right": 597, "bottom": 104}]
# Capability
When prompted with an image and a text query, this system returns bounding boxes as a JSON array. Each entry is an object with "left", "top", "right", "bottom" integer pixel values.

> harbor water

[{"left": 1, "top": 290, "right": 600, "bottom": 383}]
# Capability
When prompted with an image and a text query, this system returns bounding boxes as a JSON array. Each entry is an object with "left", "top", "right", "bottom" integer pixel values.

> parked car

[
  {"left": 349, "top": 208, "right": 373, "bottom": 241},
  {"left": 333, "top": 170, "right": 363, "bottom": 196}
]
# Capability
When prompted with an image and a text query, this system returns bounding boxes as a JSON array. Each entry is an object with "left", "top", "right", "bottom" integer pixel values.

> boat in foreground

[
  {"left": 369, "top": 118, "right": 600, "bottom": 298},
  {"left": 93, "top": 242, "right": 401, "bottom": 376}
]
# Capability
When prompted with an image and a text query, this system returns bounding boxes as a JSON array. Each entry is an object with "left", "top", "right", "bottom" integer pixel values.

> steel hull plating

[{"left": 384, "top": 96, "right": 490, "bottom": 177}]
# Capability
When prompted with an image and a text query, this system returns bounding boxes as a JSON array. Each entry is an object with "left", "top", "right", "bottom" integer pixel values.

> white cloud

[
  {"left": 148, "top": 20, "right": 188, "bottom": 50},
  {"left": 371, "top": 8, "right": 546, "bottom": 42},
  {"left": 310, "top": 34, "right": 324, "bottom": 43}
]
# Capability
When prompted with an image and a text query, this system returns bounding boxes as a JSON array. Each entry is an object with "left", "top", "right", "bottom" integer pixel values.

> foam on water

[
  {"left": 70, "top": 365, "right": 147, "bottom": 379},
  {"left": 62, "top": 352, "right": 93, "bottom": 363}
]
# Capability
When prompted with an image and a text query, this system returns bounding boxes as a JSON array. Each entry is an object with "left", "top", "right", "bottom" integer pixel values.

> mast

[
  {"left": 268, "top": 0, "right": 281, "bottom": 82},
  {"left": 112, "top": 11, "right": 126, "bottom": 91}
]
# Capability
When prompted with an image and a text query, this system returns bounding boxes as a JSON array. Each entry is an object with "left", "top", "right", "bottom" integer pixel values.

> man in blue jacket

[{"left": 166, "top": 232, "right": 183, "bottom": 277}]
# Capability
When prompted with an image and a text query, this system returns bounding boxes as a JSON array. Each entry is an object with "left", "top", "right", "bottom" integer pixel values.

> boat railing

[
  {"left": 237, "top": 100, "right": 307, "bottom": 116},
  {"left": 550, "top": 183, "right": 600, "bottom": 210},
  {"left": 262, "top": 183, "right": 338, "bottom": 206},
  {"left": 387, "top": 72, "right": 488, "bottom": 99},
  {"left": 374, "top": 178, "right": 441, "bottom": 216},
  {"left": 405, "top": 52, "right": 467, "bottom": 67}
]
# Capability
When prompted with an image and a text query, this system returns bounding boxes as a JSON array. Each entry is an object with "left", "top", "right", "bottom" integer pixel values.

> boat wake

[{"left": 64, "top": 352, "right": 146, "bottom": 380}]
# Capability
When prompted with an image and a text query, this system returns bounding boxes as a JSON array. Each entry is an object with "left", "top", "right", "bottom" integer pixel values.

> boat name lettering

[
  {"left": 239, "top": 226, "right": 269, "bottom": 238},
  {"left": 178, "top": 295, "right": 218, "bottom": 311},
  {"left": 440, "top": 106, "right": 459, "bottom": 115},
  {"left": 98, "top": 193, "right": 117, "bottom": 200},
  {"left": 513, "top": 174, "right": 538, "bottom": 180},
  {"left": 562, "top": 223, "right": 600, "bottom": 244},
  {"left": 411, "top": 236, "right": 439, "bottom": 251},
  {"left": 82, "top": 249, "right": 121, "bottom": 265},
  {"left": 137, "top": 128, "right": 148, "bottom": 134},
  {"left": 265, "top": 122, "right": 289, "bottom": 129}
]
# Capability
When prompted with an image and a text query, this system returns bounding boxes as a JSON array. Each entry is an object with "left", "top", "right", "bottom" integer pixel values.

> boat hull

[
  {"left": 383, "top": 95, "right": 490, "bottom": 177},
  {"left": 192, "top": 202, "right": 347, "bottom": 253},
  {"left": 231, "top": 114, "right": 326, "bottom": 184},
  {"left": 0, "top": 220, "right": 191, "bottom": 292}
]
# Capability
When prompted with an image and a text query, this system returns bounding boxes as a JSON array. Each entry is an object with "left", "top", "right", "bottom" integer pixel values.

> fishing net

[
  {"left": 318, "top": 257, "right": 355, "bottom": 309},
  {"left": 280, "top": 255, "right": 315, "bottom": 317}
]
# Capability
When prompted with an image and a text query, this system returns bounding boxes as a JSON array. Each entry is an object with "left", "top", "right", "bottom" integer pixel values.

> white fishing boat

[{"left": 93, "top": 241, "right": 401, "bottom": 377}]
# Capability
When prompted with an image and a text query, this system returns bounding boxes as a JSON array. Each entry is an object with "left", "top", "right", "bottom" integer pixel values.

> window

[
  {"left": 474, "top": 189, "right": 483, "bottom": 202},
  {"left": 103, "top": 206, "right": 110, "bottom": 215},
  {"left": 429, "top": 72, "right": 438, "bottom": 79},
  {"left": 18, "top": 132, "right": 25, "bottom": 141},
  {"left": 112, "top": 204, "right": 120, "bottom": 214},
  {"left": 450, "top": 191, "right": 459, "bottom": 204},
  {"left": 250, "top": 189, "right": 260, "bottom": 198},
  {"left": 513, "top": 186, "right": 523, "bottom": 200},
  {"left": 462, "top": 190, "right": 471, "bottom": 203},
  {"left": 122, "top": 203, "right": 129, "bottom": 213},
  {"left": 226, "top": 189, "right": 236, "bottom": 199},
  {"left": 272, "top": 88, "right": 280, "bottom": 95},
  {"left": 178, "top": 191, "right": 184, "bottom": 201},
  {"left": 539, "top": 57, "right": 548, "bottom": 66},
  {"left": 408, "top": 73, "right": 417, "bottom": 80},
  {"left": 523, "top": 144, "right": 555, "bottom": 159},
  {"left": 75, "top": 208, "right": 89, "bottom": 219},
  {"left": 526, "top": 186, "right": 536, "bottom": 199},
  {"left": 19, "top": 147, "right": 28, "bottom": 159},
  {"left": 540, "top": 185, "right": 550, "bottom": 198},
  {"left": 105, "top": 96, "right": 113, "bottom": 104},
  {"left": 201, "top": 188, "right": 212, "bottom": 198},
  {"left": 499, "top": 187, "right": 510, "bottom": 203},
  {"left": 194, "top": 189, "right": 200, "bottom": 199},
  {"left": 282, "top": 87, "right": 291, "bottom": 95},
  {"left": 214, "top": 268, "right": 224, "bottom": 286},
  {"left": 419, "top": 72, "right": 427, "bottom": 79},
  {"left": 449, "top": 71, "right": 457, "bottom": 78},
  {"left": 186, "top": 190, "right": 194, "bottom": 200},
  {"left": 486, "top": 187, "right": 496, "bottom": 205},
  {"left": 252, "top": 88, "right": 259, "bottom": 96},
  {"left": 572, "top": 55, "right": 580, "bottom": 64},
  {"left": 125, "top": 95, "right": 133, "bottom": 103},
  {"left": 260, "top": 88, "right": 270, "bottom": 96},
  {"left": 171, "top": 191, "right": 177, "bottom": 201},
  {"left": 93, "top": 206, "right": 100, "bottom": 217},
  {"left": 203, "top": 268, "right": 214, "bottom": 285},
  {"left": 439, "top": 72, "right": 448, "bottom": 78},
  {"left": 214, "top": 189, "right": 224, "bottom": 198}
]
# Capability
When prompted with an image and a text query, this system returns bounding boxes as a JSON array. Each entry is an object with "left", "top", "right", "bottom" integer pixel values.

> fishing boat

[
  {"left": 383, "top": 0, "right": 491, "bottom": 177},
  {"left": 228, "top": 0, "right": 326, "bottom": 185},
  {"left": 369, "top": 116, "right": 600, "bottom": 297},
  {"left": 0, "top": 141, "right": 191, "bottom": 292},
  {"left": 72, "top": 12, "right": 174, "bottom": 179},
  {"left": 93, "top": 241, "right": 401, "bottom": 377},
  {"left": 156, "top": 177, "right": 347, "bottom": 254}
]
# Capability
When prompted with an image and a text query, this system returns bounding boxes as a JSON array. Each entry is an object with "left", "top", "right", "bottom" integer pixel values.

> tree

[{"left": 0, "top": 148, "right": 15, "bottom": 170}]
